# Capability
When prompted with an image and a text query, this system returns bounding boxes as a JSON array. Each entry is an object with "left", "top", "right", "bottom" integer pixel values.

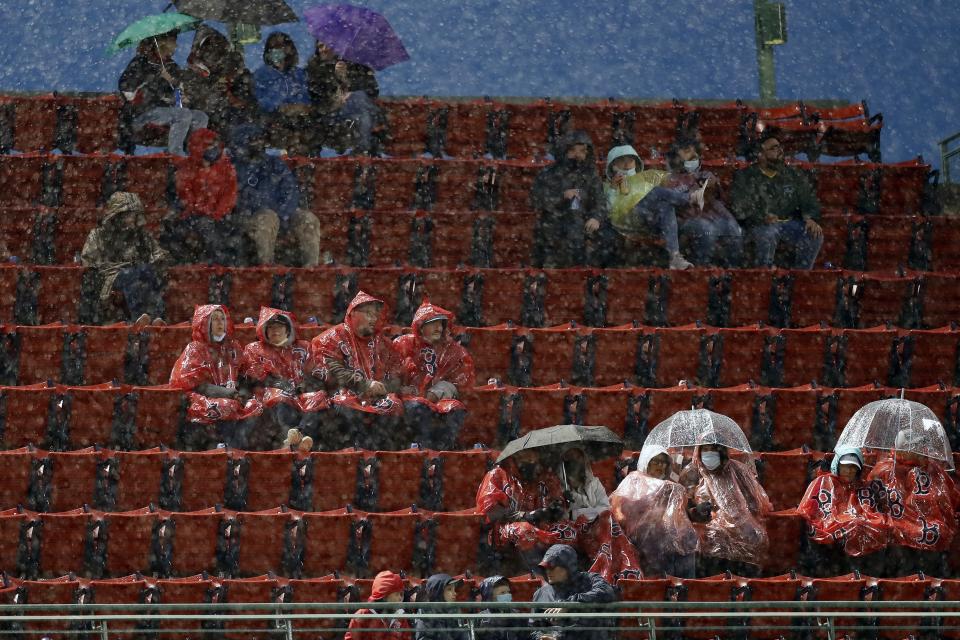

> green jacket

[{"left": 731, "top": 163, "right": 820, "bottom": 228}]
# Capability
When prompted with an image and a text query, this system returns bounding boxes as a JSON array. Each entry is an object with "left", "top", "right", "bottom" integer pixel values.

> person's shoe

[
  {"left": 151, "top": 317, "right": 166, "bottom": 327},
  {"left": 298, "top": 436, "right": 314, "bottom": 453},
  {"left": 132, "top": 313, "right": 151, "bottom": 331},
  {"left": 669, "top": 252, "right": 694, "bottom": 270}
]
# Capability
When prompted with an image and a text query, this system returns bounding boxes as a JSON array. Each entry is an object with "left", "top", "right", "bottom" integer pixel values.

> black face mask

[
  {"left": 517, "top": 462, "right": 538, "bottom": 481},
  {"left": 203, "top": 147, "right": 222, "bottom": 164}
]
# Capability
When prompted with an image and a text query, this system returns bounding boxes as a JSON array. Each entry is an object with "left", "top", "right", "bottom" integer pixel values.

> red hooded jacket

[
  {"left": 345, "top": 571, "right": 411, "bottom": 640},
  {"left": 170, "top": 304, "right": 259, "bottom": 423},
  {"left": 175, "top": 128, "right": 237, "bottom": 221},
  {"left": 393, "top": 302, "right": 475, "bottom": 397}
]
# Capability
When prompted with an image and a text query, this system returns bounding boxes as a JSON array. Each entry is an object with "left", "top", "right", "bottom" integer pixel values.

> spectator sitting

[
  {"left": 345, "top": 571, "right": 411, "bottom": 640},
  {"left": 325, "top": 60, "right": 385, "bottom": 156},
  {"left": 228, "top": 123, "right": 322, "bottom": 266},
  {"left": 663, "top": 140, "right": 743, "bottom": 266},
  {"left": 609, "top": 446, "right": 699, "bottom": 578},
  {"left": 476, "top": 576, "right": 523, "bottom": 640},
  {"left": 307, "top": 291, "right": 406, "bottom": 450},
  {"left": 253, "top": 32, "right": 314, "bottom": 155},
  {"left": 531, "top": 545, "right": 618, "bottom": 640},
  {"left": 240, "top": 307, "right": 329, "bottom": 450},
  {"left": 679, "top": 442, "right": 772, "bottom": 577},
  {"left": 865, "top": 431, "right": 960, "bottom": 577},
  {"left": 167, "top": 128, "right": 238, "bottom": 264},
  {"left": 797, "top": 447, "right": 887, "bottom": 577},
  {"left": 604, "top": 145, "right": 702, "bottom": 269},
  {"left": 731, "top": 134, "right": 823, "bottom": 269},
  {"left": 169, "top": 304, "right": 259, "bottom": 450},
  {"left": 118, "top": 31, "right": 208, "bottom": 155},
  {"left": 182, "top": 25, "right": 257, "bottom": 135},
  {"left": 394, "top": 302, "right": 475, "bottom": 450},
  {"left": 414, "top": 574, "right": 468, "bottom": 640},
  {"left": 530, "top": 130, "right": 610, "bottom": 268},
  {"left": 476, "top": 449, "right": 568, "bottom": 570},
  {"left": 80, "top": 192, "right": 170, "bottom": 328}
]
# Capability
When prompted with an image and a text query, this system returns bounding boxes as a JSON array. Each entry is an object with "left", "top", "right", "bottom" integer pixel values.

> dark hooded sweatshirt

[
  {"left": 531, "top": 545, "right": 617, "bottom": 640},
  {"left": 478, "top": 576, "right": 523, "bottom": 640},
  {"left": 415, "top": 574, "right": 469, "bottom": 640},
  {"left": 228, "top": 123, "right": 300, "bottom": 223},
  {"left": 529, "top": 130, "right": 608, "bottom": 223}
]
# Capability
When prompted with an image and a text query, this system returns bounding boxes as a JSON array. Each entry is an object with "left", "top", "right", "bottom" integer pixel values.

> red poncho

[
  {"left": 684, "top": 450, "right": 773, "bottom": 565},
  {"left": 476, "top": 463, "right": 568, "bottom": 551},
  {"left": 797, "top": 471, "right": 889, "bottom": 557},
  {"left": 240, "top": 307, "right": 329, "bottom": 413},
  {"left": 865, "top": 455, "right": 960, "bottom": 552},
  {"left": 310, "top": 291, "right": 403, "bottom": 416},
  {"left": 174, "top": 128, "right": 237, "bottom": 221},
  {"left": 170, "top": 304, "right": 261, "bottom": 424},
  {"left": 393, "top": 301, "right": 475, "bottom": 414}
]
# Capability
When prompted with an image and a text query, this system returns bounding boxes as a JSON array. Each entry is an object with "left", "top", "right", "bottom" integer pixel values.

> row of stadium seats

[
  {"left": 3, "top": 266, "right": 960, "bottom": 328},
  {"left": 0, "top": 444, "right": 914, "bottom": 515},
  {"left": 3, "top": 321, "right": 960, "bottom": 389},
  {"left": 0, "top": 383, "right": 956, "bottom": 452},
  {"left": 0, "top": 153, "right": 931, "bottom": 216},
  {"left": 0, "top": 94, "right": 884, "bottom": 161},
  {"left": 7, "top": 207, "right": 957, "bottom": 274}
]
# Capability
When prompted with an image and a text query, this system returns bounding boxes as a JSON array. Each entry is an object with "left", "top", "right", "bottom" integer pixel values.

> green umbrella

[
  {"left": 106, "top": 12, "right": 200, "bottom": 55},
  {"left": 495, "top": 424, "right": 624, "bottom": 464}
]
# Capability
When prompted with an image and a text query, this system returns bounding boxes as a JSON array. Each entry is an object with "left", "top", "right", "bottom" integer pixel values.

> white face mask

[
  {"left": 701, "top": 451, "right": 721, "bottom": 470},
  {"left": 683, "top": 159, "right": 700, "bottom": 173},
  {"left": 212, "top": 331, "right": 226, "bottom": 343},
  {"left": 495, "top": 593, "right": 513, "bottom": 602},
  {"left": 614, "top": 167, "right": 636, "bottom": 177}
]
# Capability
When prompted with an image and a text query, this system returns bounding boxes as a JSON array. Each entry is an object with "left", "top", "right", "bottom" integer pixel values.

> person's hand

[
  {"left": 764, "top": 214, "right": 780, "bottom": 224},
  {"left": 334, "top": 60, "right": 349, "bottom": 81},
  {"left": 539, "top": 635, "right": 558, "bottom": 640},
  {"left": 366, "top": 381, "right": 387, "bottom": 397},
  {"left": 584, "top": 218, "right": 600, "bottom": 233},
  {"left": 563, "top": 188, "right": 579, "bottom": 200},
  {"left": 805, "top": 218, "right": 823, "bottom": 238},
  {"left": 611, "top": 174, "right": 624, "bottom": 187}
]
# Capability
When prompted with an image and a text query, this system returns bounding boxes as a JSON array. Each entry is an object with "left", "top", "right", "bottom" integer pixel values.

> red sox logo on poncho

[
  {"left": 815, "top": 488, "right": 834, "bottom": 516},
  {"left": 887, "top": 488, "right": 905, "bottom": 519},
  {"left": 917, "top": 516, "right": 941, "bottom": 547},
  {"left": 419, "top": 347, "right": 438, "bottom": 376},
  {"left": 550, "top": 523, "right": 577, "bottom": 541},
  {"left": 372, "top": 396, "right": 395, "bottom": 411},
  {"left": 856, "top": 486, "right": 877, "bottom": 509},
  {"left": 204, "top": 402, "right": 223, "bottom": 421},
  {"left": 913, "top": 469, "right": 932, "bottom": 496}
]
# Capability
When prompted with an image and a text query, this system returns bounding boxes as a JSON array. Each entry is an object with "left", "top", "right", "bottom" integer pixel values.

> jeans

[
  {"left": 631, "top": 186, "right": 688, "bottom": 254},
  {"left": 680, "top": 214, "right": 743, "bottom": 266},
  {"left": 746, "top": 218, "right": 824, "bottom": 269},
  {"left": 111, "top": 264, "right": 165, "bottom": 320},
  {"left": 134, "top": 106, "right": 208, "bottom": 156}
]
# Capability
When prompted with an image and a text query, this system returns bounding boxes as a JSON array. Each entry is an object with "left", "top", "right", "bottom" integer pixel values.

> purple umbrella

[{"left": 304, "top": 3, "right": 410, "bottom": 71}]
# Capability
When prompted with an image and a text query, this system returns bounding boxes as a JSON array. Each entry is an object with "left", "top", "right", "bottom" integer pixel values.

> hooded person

[
  {"left": 556, "top": 448, "right": 643, "bottom": 583},
  {"left": 476, "top": 449, "right": 569, "bottom": 569},
  {"left": 797, "top": 447, "right": 888, "bottom": 577},
  {"left": 414, "top": 574, "right": 468, "bottom": 640},
  {"left": 308, "top": 291, "right": 406, "bottom": 450},
  {"left": 865, "top": 430, "right": 960, "bottom": 576},
  {"left": 240, "top": 307, "right": 330, "bottom": 450},
  {"left": 228, "top": 123, "right": 322, "bottom": 266},
  {"left": 253, "top": 32, "right": 314, "bottom": 155},
  {"left": 531, "top": 545, "right": 618, "bottom": 640},
  {"left": 165, "top": 128, "right": 239, "bottom": 264},
  {"left": 610, "top": 446, "right": 700, "bottom": 578},
  {"left": 169, "top": 304, "right": 261, "bottom": 449},
  {"left": 529, "top": 130, "right": 611, "bottom": 268},
  {"left": 80, "top": 191, "right": 170, "bottom": 326},
  {"left": 331, "top": 59, "right": 387, "bottom": 156},
  {"left": 476, "top": 576, "right": 523, "bottom": 640},
  {"left": 679, "top": 441, "right": 773, "bottom": 576},
  {"left": 346, "top": 571, "right": 412, "bottom": 640},
  {"left": 394, "top": 302, "right": 476, "bottom": 449},
  {"left": 118, "top": 31, "right": 209, "bottom": 155},
  {"left": 662, "top": 139, "right": 743, "bottom": 267},
  {"left": 604, "top": 145, "right": 702, "bottom": 270},
  {"left": 181, "top": 25, "right": 257, "bottom": 134}
]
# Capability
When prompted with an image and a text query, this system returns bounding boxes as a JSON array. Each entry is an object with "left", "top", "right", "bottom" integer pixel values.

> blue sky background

[{"left": 0, "top": 0, "right": 957, "bottom": 166}]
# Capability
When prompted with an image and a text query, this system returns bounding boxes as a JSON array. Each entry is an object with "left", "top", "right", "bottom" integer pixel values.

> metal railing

[
  {"left": 0, "top": 600, "right": 957, "bottom": 639},
  {"left": 941, "top": 130, "right": 960, "bottom": 183}
]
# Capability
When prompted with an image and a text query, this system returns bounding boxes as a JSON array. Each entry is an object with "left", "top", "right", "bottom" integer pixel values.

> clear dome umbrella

[
  {"left": 643, "top": 409, "right": 752, "bottom": 453},
  {"left": 835, "top": 397, "right": 953, "bottom": 469}
]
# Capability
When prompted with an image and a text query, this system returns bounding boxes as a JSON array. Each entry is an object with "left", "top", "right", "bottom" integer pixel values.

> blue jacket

[
  {"left": 229, "top": 124, "right": 300, "bottom": 223},
  {"left": 252, "top": 64, "right": 310, "bottom": 112}
]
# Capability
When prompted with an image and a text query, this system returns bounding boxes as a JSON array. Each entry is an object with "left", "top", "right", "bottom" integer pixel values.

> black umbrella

[
  {"left": 495, "top": 425, "right": 624, "bottom": 464},
  {"left": 172, "top": 0, "right": 298, "bottom": 26}
]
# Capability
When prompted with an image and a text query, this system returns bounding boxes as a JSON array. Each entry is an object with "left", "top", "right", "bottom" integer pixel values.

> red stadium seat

[
  {"left": 69, "top": 95, "right": 121, "bottom": 154},
  {"left": 617, "top": 577, "right": 672, "bottom": 640},
  {"left": 309, "top": 450, "right": 362, "bottom": 512},
  {"left": 757, "top": 450, "right": 814, "bottom": 512},
  {"left": 173, "top": 449, "right": 228, "bottom": 512},
  {"left": 0, "top": 510, "right": 32, "bottom": 577},
  {"left": 435, "top": 449, "right": 494, "bottom": 511},
  {"left": 833, "top": 386, "right": 890, "bottom": 434},
  {"left": 653, "top": 325, "right": 704, "bottom": 388},
  {"left": 152, "top": 575, "right": 216, "bottom": 633},
  {"left": 242, "top": 450, "right": 295, "bottom": 512},
  {"left": 163, "top": 269, "right": 214, "bottom": 326},
  {"left": 47, "top": 448, "right": 104, "bottom": 512},
  {"left": 874, "top": 575, "right": 936, "bottom": 640},
  {"left": 427, "top": 510, "right": 486, "bottom": 577},
  {"left": 0, "top": 266, "right": 18, "bottom": 324},
  {"left": 842, "top": 328, "right": 895, "bottom": 387},
  {"left": 715, "top": 327, "right": 770, "bottom": 388},
  {"left": 592, "top": 326, "right": 643, "bottom": 387},
  {"left": 80, "top": 325, "right": 133, "bottom": 385},
  {"left": 929, "top": 219, "right": 960, "bottom": 271},
  {"left": 920, "top": 273, "right": 960, "bottom": 329},
  {"left": 121, "top": 155, "right": 173, "bottom": 210},
  {"left": 443, "top": 102, "right": 489, "bottom": 158},
  {"left": 381, "top": 98, "right": 431, "bottom": 157},
  {"left": 529, "top": 325, "right": 576, "bottom": 386},
  {"left": 16, "top": 325, "right": 66, "bottom": 384},
  {"left": 806, "top": 573, "right": 874, "bottom": 638},
  {"left": 236, "top": 509, "right": 297, "bottom": 577},
  {"left": 58, "top": 156, "right": 107, "bottom": 209},
  {"left": 15, "top": 576, "right": 84, "bottom": 636},
  {"left": 143, "top": 324, "right": 191, "bottom": 385},
  {"left": 0, "top": 155, "right": 45, "bottom": 207},
  {"left": 865, "top": 216, "right": 914, "bottom": 271},
  {"left": 507, "top": 574, "right": 542, "bottom": 603},
  {"left": 0, "top": 384, "right": 58, "bottom": 449},
  {"left": 581, "top": 386, "right": 632, "bottom": 439},
  {"left": 34, "top": 266, "right": 84, "bottom": 325},
  {"left": 491, "top": 212, "right": 538, "bottom": 267},
  {"left": 788, "top": 271, "right": 839, "bottom": 328},
  {"left": 503, "top": 101, "right": 550, "bottom": 160},
  {"left": 518, "top": 385, "right": 576, "bottom": 433},
  {"left": 0, "top": 448, "right": 35, "bottom": 510},
  {"left": 764, "top": 511, "right": 803, "bottom": 575},
  {"left": 458, "top": 385, "right": 508, "bottom": 446},
  {"left": 132, "top": 386, "right": 185, "bottom": 450},
  {"left": 366, "top": 510, "right": 422, "bottom": 576},
  {"left": 674, "top": 573, "right": 742, "bottom": 640},
  {"left": 368, "top": 449, "right": 429, "bottom": 512},
  {"left": 727, "top": 270, "right": 775, "bottom": 327},
  {"left": 743, "top": 574, "right": 805, "bottom": 640},
  {"left": 168, "top": 509, "right": 225, "bottom": 577},
  {"left": 855, "top": 274, "right": 913, "bottom": 329},
  {"left": 301, "top": 510, "right": 357, "bottom": 578},
  {"left": 780, "top": 327, "right": 828, "bottom": 388},
  {"left": 64, "top": 384, "right": 121, "bottom": 448},
  {"left": 540, "top": 272, "right": 589, "bottom": 327},
  {"left": 113, "top": 448, "right": 167, "bottom": 512},
  {"left": 463, "top": 325, "right": 515, "bottom": 384},
  {"left": 88, "top": 576, "right": 152, "bottom": 635},
  {"left": 662, "top": 269, "right": 714, "bottom": 327},
  {"left": 39, "top": 509, "right": 105, "bottom": 578},
  {"left": 769, "top": 386, "right": 821, "bottom": 450},
  {"left": 104, "top": 508, "right": 159, "bottom": 577},
  {"left": 879, "top": 158, "right": 927, "bottom": 216},
  {"left": 224, "top": 268, "right": 285, "bottom": 323},
  {"left": 12, "top": 96, "right": 58, "bottom": 152},
  {"left": 906, "top": 328, "right": 959, "bottom": 388},
  {"left": 221, "top": 575, "right": 284, "bottom": 638}
]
